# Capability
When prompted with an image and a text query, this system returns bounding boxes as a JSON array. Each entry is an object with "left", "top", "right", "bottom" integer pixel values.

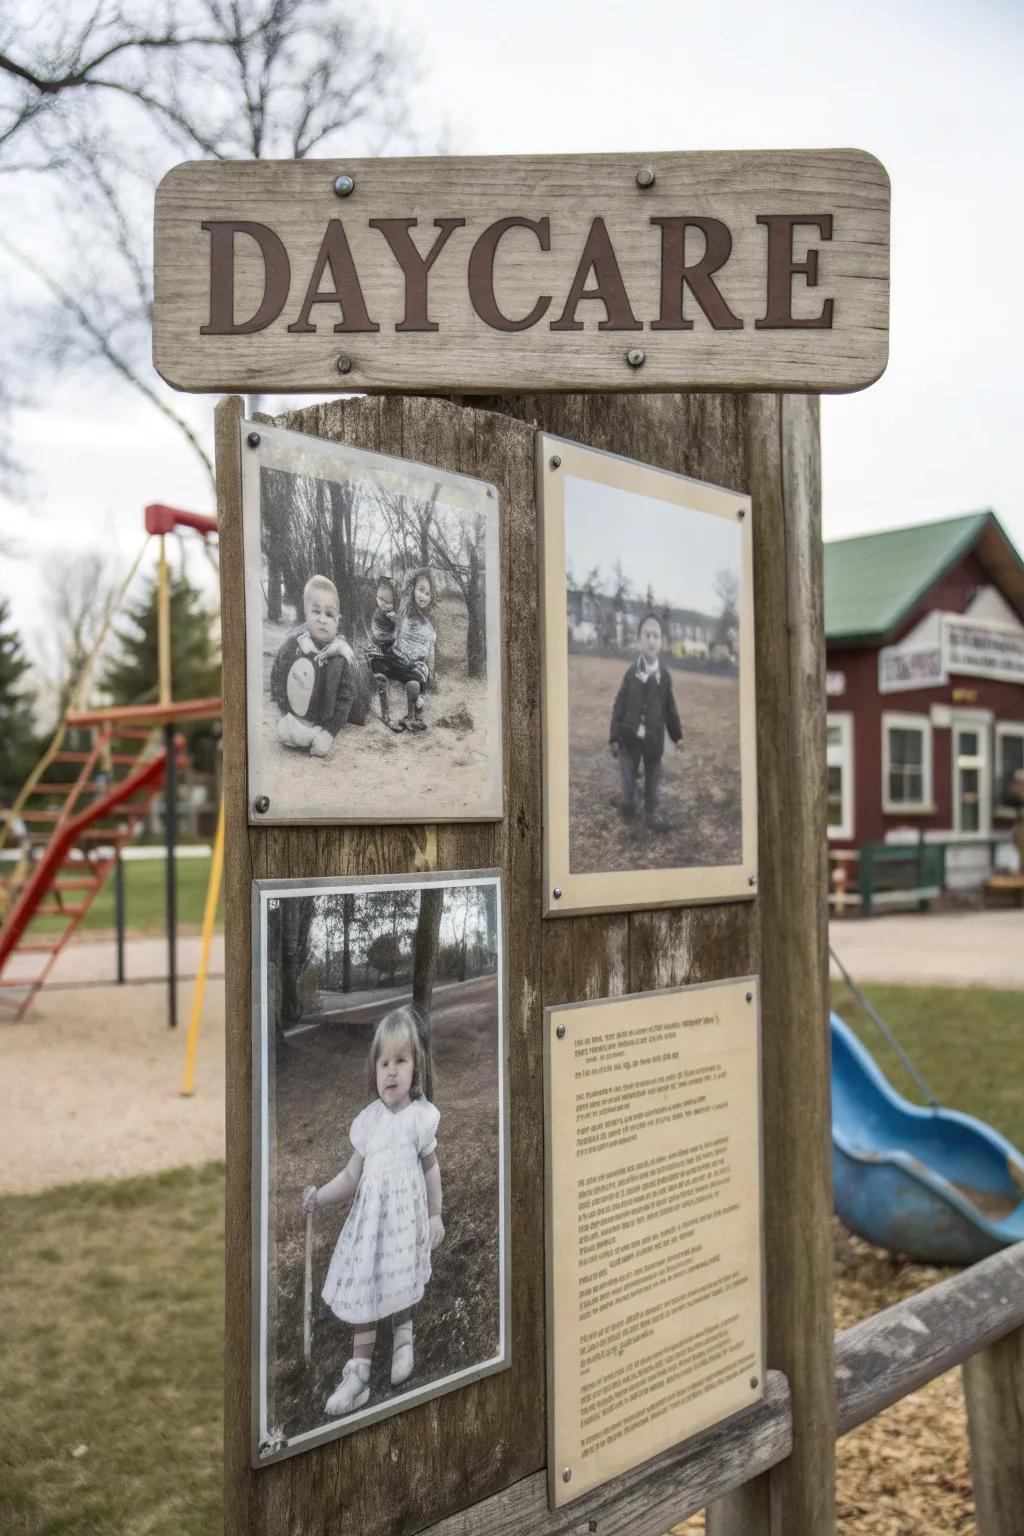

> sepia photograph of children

[
  {"left": 254, "top": 875, "right": 507, "bottom": 1460},
  {"left": 563, "top": 475, "right": 745, "bottom": 875},
  {"left": 245, "top": 428, "right": 502, "bottom": 823}
]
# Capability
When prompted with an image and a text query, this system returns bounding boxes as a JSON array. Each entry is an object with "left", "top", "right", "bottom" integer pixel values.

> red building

[{"left": 825, "top": 511, "right": 1024, "bottom": 890}]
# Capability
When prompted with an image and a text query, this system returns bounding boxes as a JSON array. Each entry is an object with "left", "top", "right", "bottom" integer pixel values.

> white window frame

[
  {"left": 995, "top": 722, "right": 1024, "bottom": 818},
  {"left": 882, "top": 712, "right": 933, "bottom": 814},
  {"left": 826, "top": 712, "right": 854, "bottom": 840}
]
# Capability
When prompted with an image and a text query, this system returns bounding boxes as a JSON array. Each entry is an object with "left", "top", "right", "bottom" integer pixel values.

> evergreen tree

[
  {"left": 0, "top": 595, "right": 37, "bottom": 796},
  {"left": 101, "top": 572, "right": 221, "bottom": 767}
]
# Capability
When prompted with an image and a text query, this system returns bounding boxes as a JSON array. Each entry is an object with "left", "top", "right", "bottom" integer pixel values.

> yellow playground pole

[{"left": 181, "top": 800, "right": 224, "bottom": 1097}]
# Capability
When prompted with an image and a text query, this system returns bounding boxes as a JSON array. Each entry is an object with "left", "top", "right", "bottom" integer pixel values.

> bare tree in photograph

[
  {"left": 430, "top": 504, "right": 488, "bottom": 678},
  {"left": 712, "top": 567, "right": 740, "bottom": 646},
  {"left": 280, "top": 895, "right": 316, "bottom": 1033}
]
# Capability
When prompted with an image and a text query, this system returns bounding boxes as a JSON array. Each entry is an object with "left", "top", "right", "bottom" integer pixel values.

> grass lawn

[
  {"left": 0, "top": 1165, "right": 224, "bottom": 1536},
  {"left": 1, "top": 984, "right": 1019, "bottom": 1535},
  {"left": 831, "top": 981, "right": 1024, "bottom": 1153},
  {"left": 26, "top": 856, "right": 221, "bottom": 939}
]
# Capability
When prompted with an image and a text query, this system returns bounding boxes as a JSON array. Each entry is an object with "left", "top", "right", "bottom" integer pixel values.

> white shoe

[
  {"left": 325, "top": 1358, "right": 371, "bottom": 1416},
  {"left": 391, "top": 1321, "right": 414, "bottom": 1386}
]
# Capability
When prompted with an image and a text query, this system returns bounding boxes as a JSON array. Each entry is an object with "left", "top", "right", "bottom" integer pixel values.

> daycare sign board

[{"left": 153, "top": 149, "right": 889, "bottom": 396}]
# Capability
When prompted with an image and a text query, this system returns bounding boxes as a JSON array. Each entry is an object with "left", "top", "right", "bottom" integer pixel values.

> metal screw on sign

[
  {"left": 550, "top": 455, "right": 562, "bottom": 470},
  {"left": 553, "top": 885, "right": 563, "bottom": 899},
  {"left": 336, "top": 355, "right": 353, "bottom": 376},
  {"left": 247, "top": 432, "right": 261, "bottom": 448},
  {"left": 333, "top": 173, "right": 355, "bottom": 197},
  {"left": 635, "top": 166, "right": 656, "bottom": 189},
  {"left": 748, "top": 873, "right": 757, "bottom": 887},
  {"left": 562, "top": 1467, "right": 572, "bottom": 1484},
  {"left": 746, "top": 992, "right": 753, "bottom": 1003},
  {"left": 626, "top": 348, "right": 646, "bottom": 368},
  {"left": 750, "top": 1376, "right": 759, "bottom": 1390},
  {"left": 556, "top": 1023, "right": 566, "bottom": 1039},
  {"left": 737, "top": 506, "right": 746, "bottom": 519},
  {"left": 254, "top": 795, "right": 270, "bottom": 814}
]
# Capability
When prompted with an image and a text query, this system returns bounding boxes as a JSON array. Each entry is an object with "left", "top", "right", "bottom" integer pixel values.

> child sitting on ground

[
  {"left": 364, "top": 576, "right": 398, "bottom": 722},
  {"left": 270, "top": 575, "right": 355, "bottom": 758},
  {"left": 369, "top": 568, "right": 437, "bottom": 732},
  {"left": 609, "top": 612, "right": 683, "bottom": 831}
]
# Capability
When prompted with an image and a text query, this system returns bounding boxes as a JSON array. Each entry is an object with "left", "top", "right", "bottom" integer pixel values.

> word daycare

[{"left": 199, "top": 213, "right": 838, "bottom": 336}]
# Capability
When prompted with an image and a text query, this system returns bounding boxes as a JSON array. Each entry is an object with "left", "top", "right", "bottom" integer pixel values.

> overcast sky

[
  {"left": 565, "top": 475, "right": 741, "bottom": 613},
  {"left": 1, "top": 0, "right": 1021, "bottom": 677}
]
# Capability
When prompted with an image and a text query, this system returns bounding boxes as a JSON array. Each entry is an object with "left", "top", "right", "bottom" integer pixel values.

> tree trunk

[
  {"left": 412, "top": 886, "right": 443, "bottom": 1102},
  {"left": 341, "top": 893, "right": 354, "bottom": 994},
  {"left": 281, "top": 897, "right": 315, "bottom": 1025},
  {"left": 465, "top": 542, "right": 486, "bottom": 678}
]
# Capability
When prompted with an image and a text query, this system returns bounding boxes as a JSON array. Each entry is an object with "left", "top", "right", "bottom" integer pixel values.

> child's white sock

[{"left": 391, "top": 1319, "right": 414, "bottom": 1386}]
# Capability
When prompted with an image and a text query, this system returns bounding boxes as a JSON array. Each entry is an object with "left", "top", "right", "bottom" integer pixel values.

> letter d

[{"left": 200, "top": 221, "right": 290, "bottom": 335}]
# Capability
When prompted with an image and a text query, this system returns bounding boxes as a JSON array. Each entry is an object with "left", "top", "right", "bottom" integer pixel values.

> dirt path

[
  {"left": 0, "top": 977, "right": 225, "bottom": 1193},
  {"left": 830, "top": 909, "right": 1024, "bottom": 988}
]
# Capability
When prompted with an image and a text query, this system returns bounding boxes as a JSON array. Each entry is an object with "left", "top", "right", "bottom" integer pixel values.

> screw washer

[
  {"left": 336, "top": 355, "right": 353, "bottom": 375},
  {"left": 550, "top": 455, "right": 562, "bottom": 469},
  {"left": 247, "top": 431, "right": 261, "bottom": 448},
  {"left": 635, "top": 166, "right": 656, "bottom": 188},
  {"left": 556, "top": 1023, "right": 566, "bottom": 1039},
  {"left": 626, "top": 348, "right": 646, "bottom": 368},
  {"left": 333, "top": 173, "right": 355, "bottom": 197},
  {"left": 254, "top": 795, "right": 270, "bottom": 814}
]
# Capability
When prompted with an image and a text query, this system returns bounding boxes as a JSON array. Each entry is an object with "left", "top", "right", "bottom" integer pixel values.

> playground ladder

[{"left": 0, "top": 724, "right": 183, "bottom": 1021}]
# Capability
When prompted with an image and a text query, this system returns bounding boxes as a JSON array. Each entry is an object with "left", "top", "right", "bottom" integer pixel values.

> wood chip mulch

[{"left": 675, "top": 1220, "right": 976, "bottom": 1534}]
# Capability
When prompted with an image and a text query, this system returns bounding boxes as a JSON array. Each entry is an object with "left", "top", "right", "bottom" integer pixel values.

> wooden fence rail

[{"left": 412, "top": 1243, "right": 1024, "bottom": 1536}]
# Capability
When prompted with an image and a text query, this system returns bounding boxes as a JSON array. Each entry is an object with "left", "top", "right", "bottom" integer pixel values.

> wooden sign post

[
  {"left": 151, "top": 139, "right": 878, "bottom": 1536},
  {"left": 215, "top": 387, "right": 834, "bottom": 1536}
]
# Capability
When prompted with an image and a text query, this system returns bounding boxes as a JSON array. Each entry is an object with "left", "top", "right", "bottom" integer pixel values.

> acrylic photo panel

[
  {"left": 538, "top": 434, "right": 757, "bottom": 915},
  {"left": 251, "top": 871, "right": 510, "bottom": 1465},
  {"left": 242, "top": 420, "right": 503, "bottom": 823}
]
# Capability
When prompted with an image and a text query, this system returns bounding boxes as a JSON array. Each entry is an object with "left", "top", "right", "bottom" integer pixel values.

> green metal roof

[{"left": 824, "top": 511, "right": 995, "bottom": 644}]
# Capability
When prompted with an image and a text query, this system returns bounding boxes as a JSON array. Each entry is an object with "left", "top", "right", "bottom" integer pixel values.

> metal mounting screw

[
  {"left": 254, "top": 795, "right": 270, "bottom": 814},
  {"left": 748, "top": 874, "right": 757, "bottom": 887},
  {"left": 552, "top": 885, "right": 563, "bottom": 899},
  {"left": 556, "top": 1023, "right": 566, "bottom": 1039},
  {"left": 333, "top": 173, "right": 355, "bottom": 197},
  {"left": 336, "top": 355, "right": 353, "bottom": 376},
  {"left": 626, "top": 348, "right": 646, "bottom": 368},
  {"left": 750, "top": 1376, "right": 759, "bottom": 1390},
  {"left": 562, "top": 1467, "right": 572, "bottom": 1484},
  {"left": 487, "top": 486, "right": 496, "bottom": 497},
  {"left": 737, "top": 507, "right": 746, "bottom": 520},
  {"left": 550, "top": 455, "right": 562, "bottom": 470},
  {"left": 746, "top": 991, "right": 753, "bottom": 1003},
  {"left": 247, "top": 431, "right": 261, "bottom": 448},
  {"left": 635, "top": 166, "right": 656, "bottom": 189}
]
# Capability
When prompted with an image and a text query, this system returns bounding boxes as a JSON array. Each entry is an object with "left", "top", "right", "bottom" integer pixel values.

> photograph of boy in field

[
  {"left": 563, "top": 474, "right": 744, "bottom": 876},
  {"left": 243, "top": 424, "right": 502, "bottom": 823}
]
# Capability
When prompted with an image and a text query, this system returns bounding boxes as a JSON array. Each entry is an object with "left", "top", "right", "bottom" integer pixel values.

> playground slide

[
  {"left": 831, "top": 1012, "right": 1024, "bottom": 1265},
  {"left": 0, "top": 752, "right": 167, "bottom": 969}
]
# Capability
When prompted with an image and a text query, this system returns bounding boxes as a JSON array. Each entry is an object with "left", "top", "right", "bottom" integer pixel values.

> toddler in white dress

[{"left": 302, "top": 1004, "right": 444, "bottom": 1417}]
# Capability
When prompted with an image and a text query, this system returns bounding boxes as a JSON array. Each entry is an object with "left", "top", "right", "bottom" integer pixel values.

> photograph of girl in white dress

[
  {"left": 242, "top": 422, "right": 502, "bottom": 824},
  {"left": 254, "top": 873, "right": 507, "bottom": 1462}
]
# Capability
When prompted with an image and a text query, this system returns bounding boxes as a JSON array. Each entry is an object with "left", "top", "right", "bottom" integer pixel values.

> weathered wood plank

[
  {"left": 483, "top": 389, "right": 833, "bottom": 1536},
  {"left": 221, "top": 394, "right": 544, "bottom": 1536},
  {"left": 154, "top": 149, "right": 890, "bottom": 396},
  {"left": 963, "top": 1325, "right": 1024, "bottom": 1536},
  {"left": 409, "top": 1370, "right": 791, "bottom": 1536},
  {"left": 836, "top": 1241, "right": 1024, "bottom": 1436}
]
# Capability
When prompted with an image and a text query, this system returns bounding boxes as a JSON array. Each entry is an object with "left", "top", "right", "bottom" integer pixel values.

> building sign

[
  {"left": 153, "top": 149, "right": 889, "bottom": 396},
  {"left": 880, "top": 615, "right": 1024, "bottom": 694},
  {"left": 826, "top": 671, "right": 846, "bottom": 697},
  {"left": 945, "top": 620, "right": 1024, "bottom": 685}
]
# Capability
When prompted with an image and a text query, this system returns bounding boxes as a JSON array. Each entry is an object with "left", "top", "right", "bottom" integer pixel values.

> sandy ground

[
  {"left": 830, "top": 909, "right": 1024, "bottom": 988},
  {"left": 256, "top": 608, "right": 499, "bottom": 822},
  {"left": 0, "top": 976, "right": 225, "bottom": 1193},
  {"left": 568, "top": 654, "right": 741, "bottom": 875}
]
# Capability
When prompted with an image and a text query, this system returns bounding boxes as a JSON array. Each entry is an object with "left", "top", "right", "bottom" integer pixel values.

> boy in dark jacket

[
  {"left": 270, "top": 575, "right": 354, "bottom": 758},
  {"left": 609, "top": 612, "right": 682, "bottom": 828}
]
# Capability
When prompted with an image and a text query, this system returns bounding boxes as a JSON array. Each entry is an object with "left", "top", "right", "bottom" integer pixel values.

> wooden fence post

[{"left": 963, "top": 1325, "right": 1024, "bottom": 1536}]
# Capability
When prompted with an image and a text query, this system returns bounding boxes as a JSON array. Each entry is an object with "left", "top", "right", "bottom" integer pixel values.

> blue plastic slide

[{"left": 831, "top": 1013, "right": 1024, "bottom": 1265}]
